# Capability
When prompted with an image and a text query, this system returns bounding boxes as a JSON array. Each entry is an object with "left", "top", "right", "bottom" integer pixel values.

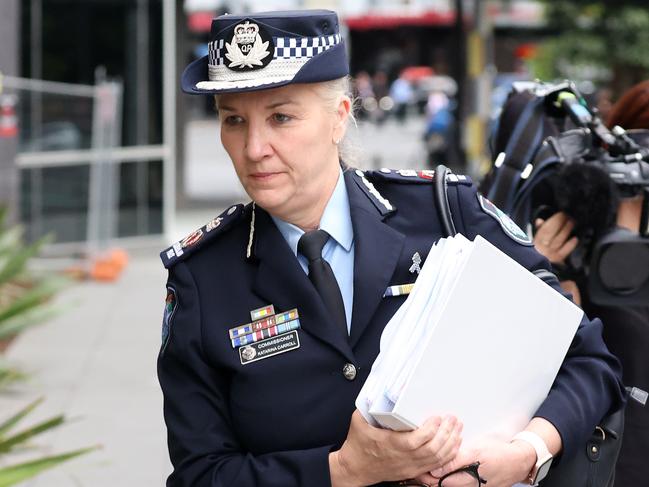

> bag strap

[
  {"left": 433, "top": 164, "right": 457, "bottom": 237},
  {"left": 487, "top": 97, "right": 548, "bottom": 211}
]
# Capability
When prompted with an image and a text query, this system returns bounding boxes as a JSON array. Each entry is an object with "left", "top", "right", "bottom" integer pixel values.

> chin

[{"left": 247, "top": 188, "right": 291, "bottom": 215}]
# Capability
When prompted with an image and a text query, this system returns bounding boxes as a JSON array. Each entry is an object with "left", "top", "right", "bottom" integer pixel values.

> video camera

[{"left": 482, "top": 80, "right": 649, "bottom": 306}]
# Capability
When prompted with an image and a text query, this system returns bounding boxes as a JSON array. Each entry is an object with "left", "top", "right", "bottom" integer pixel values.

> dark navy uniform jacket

[{"left": 157, "top": 168, "right": 625, "bottom": 487}]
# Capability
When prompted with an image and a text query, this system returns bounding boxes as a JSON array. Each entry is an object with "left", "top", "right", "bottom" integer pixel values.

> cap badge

[{"left": 225, "top": 20, "right": 274, "bottom": 71}]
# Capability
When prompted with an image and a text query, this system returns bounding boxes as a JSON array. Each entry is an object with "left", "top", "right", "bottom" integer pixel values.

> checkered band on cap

[{"left": 197, "top": 34, "right": 342, "bottom": 90}]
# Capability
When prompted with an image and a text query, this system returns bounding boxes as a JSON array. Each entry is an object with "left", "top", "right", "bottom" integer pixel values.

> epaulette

[
  {"left": 160, "top": 203, "right": 246, "bottom": 269},
  {"left": 365, "top": 168, "right": 473, "bottom": 186},
  {"left": 350, "top": 169, "right": 395, "bottom": 216}
]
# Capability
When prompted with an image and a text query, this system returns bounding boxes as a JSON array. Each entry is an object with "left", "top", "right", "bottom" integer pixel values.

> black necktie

[{"left": 298, "top": 230, "right": 348, "bottom": 336}]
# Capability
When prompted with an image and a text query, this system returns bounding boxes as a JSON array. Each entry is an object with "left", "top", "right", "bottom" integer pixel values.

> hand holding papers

[{"left": 356, "top": 234, "right": 583, "bottom": 445}]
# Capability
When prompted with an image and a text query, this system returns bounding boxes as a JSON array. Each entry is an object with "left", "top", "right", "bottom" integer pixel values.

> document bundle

[{"left": 356, "top": 234, "right": 583, "bottom": 444}]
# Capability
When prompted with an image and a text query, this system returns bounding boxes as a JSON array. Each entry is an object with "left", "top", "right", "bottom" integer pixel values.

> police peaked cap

[{"left": 181, "top": 9, "right": 349, "bottom": 95}]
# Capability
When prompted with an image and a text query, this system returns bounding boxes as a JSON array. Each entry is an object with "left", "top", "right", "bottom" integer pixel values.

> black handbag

[{"left": 540, "top": 406, "right": 624, "bottom": 487}]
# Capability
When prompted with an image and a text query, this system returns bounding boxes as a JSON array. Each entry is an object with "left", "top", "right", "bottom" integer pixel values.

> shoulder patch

[
  {"left": 160, "top": 204, "right": 246, "bottom": 268},
  {"left": 160, "top": 286, "right": 177, "bottom": 354},
  {"left": 477, "top": 193, "right": 533, "bottom": 246},
  {"left": 366, "top": 168, "right": 473, "bottom": 186}
]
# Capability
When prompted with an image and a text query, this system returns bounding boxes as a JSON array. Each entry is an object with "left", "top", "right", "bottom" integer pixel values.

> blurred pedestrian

[
  {"left": 389, "top": 72, "right": 413, "bottom": 123},
  {"left": 353, "top": 71, "right": 375, "bottom": 121},
  {"left": 372, "top": 70, "right": 390, "bottom": 125},
  {"left": 423, "top": 89, "right": 453, "bottom": 167}
]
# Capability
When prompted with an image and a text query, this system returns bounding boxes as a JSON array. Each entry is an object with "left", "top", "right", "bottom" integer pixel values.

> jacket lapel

[
  {"left": 251, "top": 208, "right": 355, "bottom": 362},
  {"left": 345, "top": 171, "right": 406, "bottom": 348}
]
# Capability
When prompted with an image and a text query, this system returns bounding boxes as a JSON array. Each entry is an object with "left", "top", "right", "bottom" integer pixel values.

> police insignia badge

[
  {"left": 409, "top": 252, "right": 422, "bottom": 274},
  {"left": 181, "top": 228, "right": 203, "bottom": 248},
  {"left": 477, "top": 193, "right": 534, "bottom": 246},
  {"left": 205, "top": 216, "right": 223, "bottom": 232},
  {"left": 161, "top": 287, "right": 177, "bottom": 353},
  {"left": 225, "top": 20, "right": 274, "bottom": 71}
]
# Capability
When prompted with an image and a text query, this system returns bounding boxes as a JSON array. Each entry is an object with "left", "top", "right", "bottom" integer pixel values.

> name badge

[{"left": 239, "top": 330, "right": 300, "bottom": 365}]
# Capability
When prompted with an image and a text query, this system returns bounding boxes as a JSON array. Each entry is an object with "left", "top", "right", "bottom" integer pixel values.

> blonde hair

[{"left": 314, "top": 76, "right": 360, "bottom": 168}]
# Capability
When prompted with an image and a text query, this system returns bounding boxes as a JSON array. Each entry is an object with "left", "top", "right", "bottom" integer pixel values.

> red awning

[
  {"left": 344, "top": 11, "right": 455, "bottom": 31},
  {"left": 188, "top": 11, "right": 214, "bottom": 33},
  {"left": 400, "top": 66, "right": 435, "bottom": 81}
]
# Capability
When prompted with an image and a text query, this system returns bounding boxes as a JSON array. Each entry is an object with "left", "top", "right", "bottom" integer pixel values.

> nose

[{"left": 244, "top": 122, "right": 273, "bottom": 162}]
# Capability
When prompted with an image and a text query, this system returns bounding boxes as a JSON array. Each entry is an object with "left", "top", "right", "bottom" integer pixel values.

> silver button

[
  {"left": 380, "top": 168, "right": 391, "bottom": 173},
  {"left": 355, "top": 169, "right": 364, "bottom": 177},
  {"left": 342, "top": 363, "right": 357, "bottom": 381},
  {"left": 227, "top": 206, "right": 237, "bottom": 215}
]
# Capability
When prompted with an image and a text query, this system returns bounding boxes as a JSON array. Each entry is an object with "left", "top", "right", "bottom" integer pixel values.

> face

[{"left": 218, "top": 83, "right": 349, "bottom": 225}]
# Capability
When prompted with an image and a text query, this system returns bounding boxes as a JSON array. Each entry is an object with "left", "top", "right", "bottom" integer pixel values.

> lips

[{"left": 250, "top": 171, "right": 282, "bottom": 181}]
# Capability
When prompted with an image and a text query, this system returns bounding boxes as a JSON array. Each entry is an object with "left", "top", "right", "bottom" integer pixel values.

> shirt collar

[{"left": 271, "top": 168, "right": 353, "bottom": 255}]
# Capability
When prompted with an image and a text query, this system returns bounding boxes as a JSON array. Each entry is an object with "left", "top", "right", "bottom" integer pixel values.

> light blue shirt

[{"left": 271, "top": 170, "right": 355, "bottom": 333}]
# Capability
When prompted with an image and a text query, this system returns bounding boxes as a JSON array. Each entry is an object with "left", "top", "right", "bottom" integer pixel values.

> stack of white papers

[{"left": 356, "top": 235, "right": 583, "bottom": 444}]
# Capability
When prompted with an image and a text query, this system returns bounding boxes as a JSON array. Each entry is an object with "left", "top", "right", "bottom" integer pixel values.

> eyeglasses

[
  {"left": 438, "top": 462, "right": 487, "bottom": 487},
  {"left": 395, "top": 462, "right": 487, "bottom": 487}
]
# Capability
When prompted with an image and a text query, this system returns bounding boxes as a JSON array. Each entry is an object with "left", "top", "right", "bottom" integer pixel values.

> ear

[{"left": 332, "top": 95, "right": 352, "bottom": 143}]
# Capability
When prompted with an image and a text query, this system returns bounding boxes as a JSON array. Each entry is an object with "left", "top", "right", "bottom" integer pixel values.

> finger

[
  {"left": 533, "top": 219, "right": 555, "bottom": 246},
  {"left": 414, "top": 472, "right": 436, "bottom": 485},
  {"left": 557, "top": 235, "right": 579, "bottom": 260},
  {"left": 431, "top": 420, "right": 462, "bottom": 464},
  {"left": 402, "top": 416, "right": 444, "bottom": 451},
  {"left": 417, "top": 418, "right": 462, "bottom": 469},
  {"left": 551, "top": 219, "right": 575, "bottom": 250},
  {"left": 541, "top": 212, "right": 568, "bottom": 238},
  {"left": 430, "top": 444, "right": 476, "bottom": 478}
]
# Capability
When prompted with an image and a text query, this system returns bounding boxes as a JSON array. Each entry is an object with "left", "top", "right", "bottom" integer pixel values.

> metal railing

[{"left": 2, "top": 74, "right": 168, "bottom": 253}]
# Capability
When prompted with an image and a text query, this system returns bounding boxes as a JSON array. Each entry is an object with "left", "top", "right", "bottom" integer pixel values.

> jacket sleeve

[
  {"left": 448, "top": 183, "right": 626, "bottom": 460},
  {"left": 157, "top": 261, "right": 334, "bottom": 487}
]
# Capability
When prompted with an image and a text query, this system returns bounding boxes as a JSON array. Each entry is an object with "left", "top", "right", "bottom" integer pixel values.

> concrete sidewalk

[{"left": 0, "top": 246, "right": 173, "bottom": 486}]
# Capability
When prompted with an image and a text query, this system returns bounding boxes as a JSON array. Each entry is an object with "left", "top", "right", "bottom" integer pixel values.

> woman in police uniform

[{"left": 158, "top": 10, "right": 625, "bottom": 487}]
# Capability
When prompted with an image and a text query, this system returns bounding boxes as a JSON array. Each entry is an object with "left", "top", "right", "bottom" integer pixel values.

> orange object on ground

[{"left": 90, "top": 249, "right": 129, "bottom": 282}]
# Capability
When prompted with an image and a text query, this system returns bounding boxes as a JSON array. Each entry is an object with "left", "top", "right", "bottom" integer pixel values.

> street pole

[
  {"left": 0, "top": 0, "right": 20, "bottom": 224},
  {"left": 163, "top": 0, "right": 178, "bottom": 241},
  {"left": 465, "top": 0, "right": 494, "bottom": 178},
  {"left": 453, "top": 0, "right": 467, "bottom": 172}
]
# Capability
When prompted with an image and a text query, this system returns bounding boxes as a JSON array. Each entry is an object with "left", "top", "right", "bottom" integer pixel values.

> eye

[
  {"left": 272, "top": 113, "right": 292, "bottom": 124},
  {"left": 223, "top": 115, "right": 244, "bottom": 126}
]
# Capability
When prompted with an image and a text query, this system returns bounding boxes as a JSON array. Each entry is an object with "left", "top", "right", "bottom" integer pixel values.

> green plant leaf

[
  {"left": 0, "top": 446, "right": 98, "bottom": 487},
  {"left": 0, "top": 300, "right": 68, "bottom": 340},
  {"left": 0, "top": 415, "right": 65, "bottom": 454},
  {"left": 0, "top": 397, "right": 44, "bottom": 440},
  {"left": 0, "top": 235, "right": 53, "bottom": 286},
  {"left": 0, "top": 226, "right": 24, "bottom": 258},
  {"left": 0, "top": 369, "right": 26, "bottom": 391},
  {"left": 0, "top": 276, "right": 68, "bottom": 332}
]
